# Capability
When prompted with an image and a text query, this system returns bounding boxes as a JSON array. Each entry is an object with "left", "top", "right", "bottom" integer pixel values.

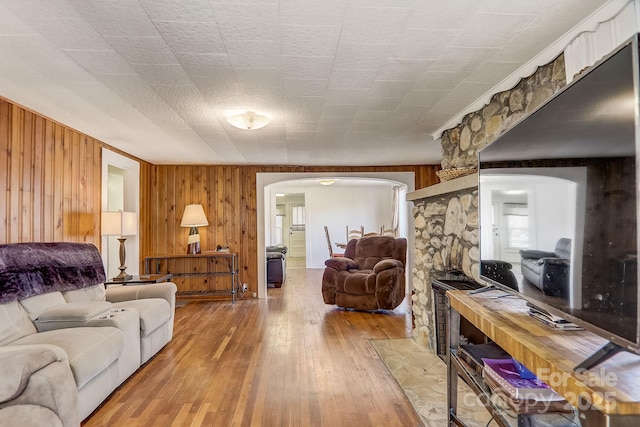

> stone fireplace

[
  {"left": 408, "top": 174, "right": 481, "bottom": 350},
  {"left": 407, "top": 54, "right": 567, "bottom": 352}
]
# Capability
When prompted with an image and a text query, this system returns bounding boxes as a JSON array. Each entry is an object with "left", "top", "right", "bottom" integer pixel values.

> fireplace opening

[{"left": 432, "top": 277, "right": 485, "bottom": 360}]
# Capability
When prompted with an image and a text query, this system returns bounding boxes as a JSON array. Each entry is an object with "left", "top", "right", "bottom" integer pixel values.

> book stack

[
  {"left": 481, "top": 358, "right": 572, "bottom": 414},
  {"left": 527, "top": 304, "right": 583, "bottom": 331},
  {"left": 457, "top": 342, "right": 510, "bottom": 375}
]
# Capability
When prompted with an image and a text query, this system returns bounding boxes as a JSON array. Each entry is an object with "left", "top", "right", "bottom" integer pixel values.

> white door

[{"left": 288, "top": 203, "right": 306, "bottom": 258}]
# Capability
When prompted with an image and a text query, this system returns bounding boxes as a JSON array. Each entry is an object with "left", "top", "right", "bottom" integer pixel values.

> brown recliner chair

[{"left": 322, "top": 236, "right": 407, "bottom": 311}]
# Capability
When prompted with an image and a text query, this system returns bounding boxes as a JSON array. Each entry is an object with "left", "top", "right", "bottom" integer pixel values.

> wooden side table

[{"left": 104, "top": 274, "right": 173, "bottom": 286}]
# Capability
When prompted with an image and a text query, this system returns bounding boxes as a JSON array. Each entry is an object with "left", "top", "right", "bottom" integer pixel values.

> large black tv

[{"left": 478, "top": 34, "right": 639, "bottom": 369}]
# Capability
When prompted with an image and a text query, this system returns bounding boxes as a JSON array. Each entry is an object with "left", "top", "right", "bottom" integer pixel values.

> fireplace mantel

[{"left": 407, "top": 173, "right": 478, "bottom": 201}]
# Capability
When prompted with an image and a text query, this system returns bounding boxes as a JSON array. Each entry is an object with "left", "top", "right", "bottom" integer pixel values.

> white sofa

[{"left": 0, "top": 242, "right": 177, "bottom": 425}]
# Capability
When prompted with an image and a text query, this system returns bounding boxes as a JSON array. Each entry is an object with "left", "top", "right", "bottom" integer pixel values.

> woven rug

[{"left": 370, "top": 338, "right": 492, "bottom": 427}]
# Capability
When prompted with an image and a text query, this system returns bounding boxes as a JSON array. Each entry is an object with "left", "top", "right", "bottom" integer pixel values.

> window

[
  {"left": 275, "top": 204, "right": 285, "bottom": 244},
  {"left": 503, "top": 203, "right": 528, "bottom": 249},
  {"left": 291, "top": 205, "right": 305, "bottom": 231}
]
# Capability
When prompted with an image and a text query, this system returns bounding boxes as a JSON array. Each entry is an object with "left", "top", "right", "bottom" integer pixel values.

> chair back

[
  {"left": 380, "top": 226, "right": 397, "bottom": 237},
  {"left": 350, "top": 236, "right": 406, "bottom": 270},
  {"left": 324, "top": 226, "right": 343, "bottom": 258},
  {"left": 346, "top": 225, "right": 364, "bottom": 242},
  {"left": 554, "top": 238, "right": 571, "bottom": 259},
  {"left": 363, "top": 229, "right": 380, "bottom": 237}
]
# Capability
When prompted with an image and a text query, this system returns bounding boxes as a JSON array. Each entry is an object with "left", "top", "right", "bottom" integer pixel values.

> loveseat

[
  {"left": 520, "top": 238, "right": 571, "bottom": 298},
  {"left": 322, "top": 236, "right": 407, "bottom": 311},
  {"left": 0, "top": 242, "right": 177, "bottom": 425}
]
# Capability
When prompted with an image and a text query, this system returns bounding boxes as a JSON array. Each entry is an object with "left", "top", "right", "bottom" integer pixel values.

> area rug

[{"left": 370, "top": 338, "right": 492, "bottom": 427}]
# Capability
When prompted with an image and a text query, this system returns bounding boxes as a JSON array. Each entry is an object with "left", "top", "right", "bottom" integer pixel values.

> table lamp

[
  {"left": 181, "top": 204, "right": 209, "bottom": 254},
  {"left": 101, "top": 210, "right": 138, "bottom": 281}
]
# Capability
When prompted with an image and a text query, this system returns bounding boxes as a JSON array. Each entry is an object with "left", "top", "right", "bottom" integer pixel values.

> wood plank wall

[
  {"left": 1, "top": 95, "right": 439, "bottom": 297},
  {"left": 1, "top": 98, "right": 103, "bottom": 245},
  {"left": 0, "top": 97, "right": 151, "bottom": 248},
  {"left": 146, "top": 164, "right": 439, "bottom": 294}
]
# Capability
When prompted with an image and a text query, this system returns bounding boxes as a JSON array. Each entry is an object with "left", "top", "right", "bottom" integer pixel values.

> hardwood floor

[{"left": 83, "top": 267, "right": 423, "bottom": 426}]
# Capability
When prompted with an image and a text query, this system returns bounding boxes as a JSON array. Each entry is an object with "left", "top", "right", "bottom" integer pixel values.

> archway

[{"left": 256, "top": 172, "right": 415, "bottom": 299}]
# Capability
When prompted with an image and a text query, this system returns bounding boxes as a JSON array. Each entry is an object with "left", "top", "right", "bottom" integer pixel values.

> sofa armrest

[
  {"left": 105, "top": 282, "right": 177, "bottom": 307},
  {"left": 373, "top": 259, "right": 403, "bottom": 273},
  {"left": 33, "top": 302, "right": 113, "bottom": 332},
  {"left": 324, "top": 258, "right": 357, "bottom": 271},
  {"left": 536, "top": 257, "right": 569, "bottom": 266},
  {"left": 0, "top": 346, "right": 60, "bottom": 403},
  {"left": 519, "top": 249, "right": 557, "bottom": 260}
]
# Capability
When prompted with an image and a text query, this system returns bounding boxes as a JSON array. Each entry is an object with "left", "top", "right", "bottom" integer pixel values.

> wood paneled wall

[
  {"left": 1, "top": 95, "right": 439, "bottom": 297},
  {"left": 0, "top": 97, "right": 150, "bottom": 248},
  {"left": 1, "top": 99, "right": 103, "bottom": 245},
  {"left": 146, "top": 164, "right": 439, "bottom": 294}
]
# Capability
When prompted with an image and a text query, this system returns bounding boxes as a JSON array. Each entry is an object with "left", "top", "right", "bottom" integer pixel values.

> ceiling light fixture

[
  {"left": 225, "top": 110, "right": 272, "bottom": 130},
  {"left": 319, "top": 179, "right": 336, "bottom": 186}
]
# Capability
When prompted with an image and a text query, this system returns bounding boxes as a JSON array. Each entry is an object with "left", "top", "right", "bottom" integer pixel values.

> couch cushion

[
  {"left": 62, "top": 284, "right": 106, "bottom": 303},
  {"left": 112, "top": 299, "right": 170, "bottom": 337},
  {"left": 0, "top": 301, "right": 37, "bottom": 346},
  {"left": 11, "top": 327, "right": 124, "bottom": 389},
  {"left": 555, "top": 238, "right": 572, "bottom": 259},
  {"left": 341, "top": 272, "right": 376, "bottom": 295},
  {"left": 0, "top": 346, "right": 59, "bottom": 402},
  {"left": 0, "top": 405, "right": 63, "bottom": 427},
  {"left": 19, "top": 292, "right": 66, "bottom": 321},
  {"left": 353, "top": 236, "right": 396, "bottom": 270}
]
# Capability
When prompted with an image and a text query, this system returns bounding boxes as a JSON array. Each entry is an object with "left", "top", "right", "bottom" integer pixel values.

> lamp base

[
  {"left": 186, "top": 226, "right": 201, "bottom": 254},
  {"left": 111, "top": 273, "right": 133, "bottom": 282},
  {"left": 113, "top": 237, "right": 132, "bottom": 281},
  {"left": 187, "top": 241, "right": 201, "bottom": 254}
]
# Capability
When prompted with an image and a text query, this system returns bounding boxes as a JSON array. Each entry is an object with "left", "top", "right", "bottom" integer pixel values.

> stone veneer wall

[
  {"left": 439, "top": 56, "right": 566, "bottom": 171},
  {"left": 412, "top": 186, "right": 478, "bottom": 348},
  {"left": 412, "top": 54, "right": 567, "bottom": 350}
]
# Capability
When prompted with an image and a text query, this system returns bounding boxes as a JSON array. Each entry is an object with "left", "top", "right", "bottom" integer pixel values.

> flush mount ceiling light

[
  {"left": 319, "top": 179, "right": 336, "bottom": 186},
  {"left": 225, "top": 110, "right": 272, "bottom": 130}
]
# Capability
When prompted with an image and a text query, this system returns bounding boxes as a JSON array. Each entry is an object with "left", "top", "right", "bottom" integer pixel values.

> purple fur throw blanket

[{"left": 0, "top": 242, "right": 106, "bottom": 304}]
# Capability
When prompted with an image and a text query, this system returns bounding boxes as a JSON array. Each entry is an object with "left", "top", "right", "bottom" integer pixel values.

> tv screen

[{"left": 478, "top": 35, "right": 639, "bottom": 362}]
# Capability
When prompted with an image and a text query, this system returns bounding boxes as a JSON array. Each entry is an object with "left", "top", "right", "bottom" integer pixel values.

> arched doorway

[{"left": 256, "top": 172, "right": 414, "bottom": 299}]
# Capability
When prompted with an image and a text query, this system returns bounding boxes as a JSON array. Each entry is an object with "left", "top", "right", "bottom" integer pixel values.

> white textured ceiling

[{"left": 0, "top": 0, "right": 610, "bottom": 166}]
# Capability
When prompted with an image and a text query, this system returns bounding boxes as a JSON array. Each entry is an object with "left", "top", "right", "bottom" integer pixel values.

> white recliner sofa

[{"left": 0, "top": 242, "right": 177, "bottom": 425}]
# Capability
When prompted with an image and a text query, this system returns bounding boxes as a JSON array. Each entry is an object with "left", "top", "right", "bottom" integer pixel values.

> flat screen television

[{"left": 478, "top": 34, "right": 639, "bottom": 369}]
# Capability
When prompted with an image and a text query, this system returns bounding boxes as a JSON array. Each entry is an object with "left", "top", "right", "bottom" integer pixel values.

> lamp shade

[
  {"left": 101, "top": 211, "right": 137, "bottom": 236},
  {"left": 180, "top": 204, "right": 209, "bottom": 227},
  {"left": 226, "top": 110, "right": 271, "bottom": 130}
]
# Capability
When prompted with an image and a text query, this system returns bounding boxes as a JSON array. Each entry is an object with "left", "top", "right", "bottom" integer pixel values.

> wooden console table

[
  {"left": 144, "top": 252, "right": 240, "bottom": 303},
  {"left": 446, "top": 289, "right": 640, "bottom": 426}
]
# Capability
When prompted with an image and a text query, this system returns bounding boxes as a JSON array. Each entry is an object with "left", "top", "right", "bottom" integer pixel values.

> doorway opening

[
  {"left": 258, "top": 172, "right": 415, "bottom": 299},
  {"left": 101, "top": 149, "right": 140, "bottom": 278},
  {"left": 276, "top": 193, "right": 307, "bottom": 268}
]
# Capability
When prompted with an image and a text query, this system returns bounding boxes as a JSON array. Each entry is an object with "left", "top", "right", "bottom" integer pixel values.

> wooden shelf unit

[
  {"left": 446, "top": 289, "right": 640, "bottom": 426},
  {"left": 144, "top": 252, "right": 241, "bottom": 302}
]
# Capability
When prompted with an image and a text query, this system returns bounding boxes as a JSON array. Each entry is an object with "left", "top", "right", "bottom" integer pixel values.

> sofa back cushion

[
  {"left": 0, "top": 242, "right": 106, "bottom": 304},
  {"left": 354, "top": 237, "right": 392, "bottom": 270},
  {"left": 19, "top": 292, "right": 67, "bottom": 321},
  {"left": 0, "top": 300, "right": 37, "bottom": 345},
  {"left": 62, "top": 284, "right": 106, "bottom": 303},
  {"left": 555, "top": 238, "right": 572, "bottom": 259},
  {"left": 352, "top": 236, "right": 406, "bottom": 270}
]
